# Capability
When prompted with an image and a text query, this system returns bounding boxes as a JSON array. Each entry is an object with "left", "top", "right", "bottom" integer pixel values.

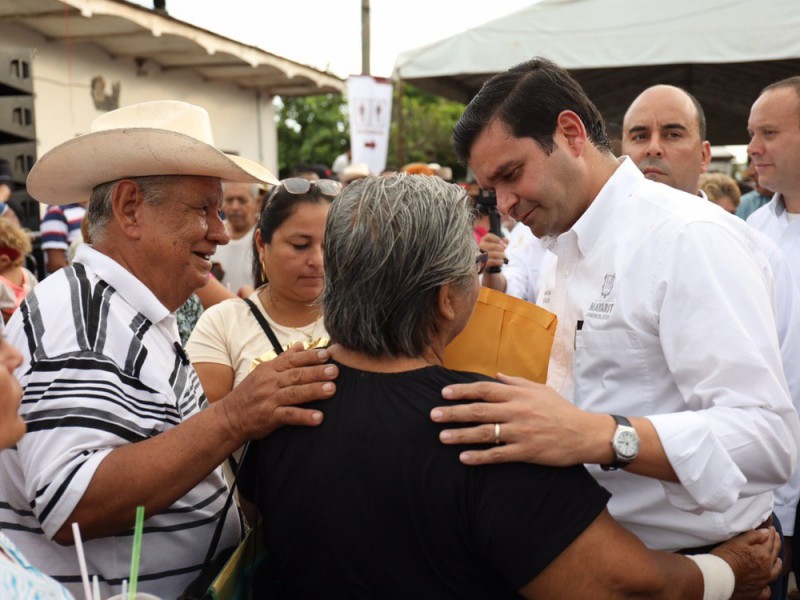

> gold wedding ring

[{"left": 494, "top": 422, "right": 501, "bottom": 445}]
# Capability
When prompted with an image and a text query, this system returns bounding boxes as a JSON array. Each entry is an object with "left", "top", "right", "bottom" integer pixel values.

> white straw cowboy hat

[{"left": 27, "top": 100, "right": 279, "bottom": 206}]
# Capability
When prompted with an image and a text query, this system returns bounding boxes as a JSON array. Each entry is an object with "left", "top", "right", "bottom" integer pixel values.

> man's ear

[
  {"left": 111, "top": 180, "right": 145, "bottom": 240},
  {"left": 555, "top": 110, "right": 588, "bottom": 157},
  {"left": 437, "top": 283, "right": 457, "bottom": 322},
  {"left": 700, "top": 140, "right": 712, "bottom": 174}
]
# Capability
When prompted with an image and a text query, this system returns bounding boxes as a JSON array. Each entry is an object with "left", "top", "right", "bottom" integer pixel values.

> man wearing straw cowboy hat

[{"left": 0, "top": 100, "right": 338, "bottom": 598}]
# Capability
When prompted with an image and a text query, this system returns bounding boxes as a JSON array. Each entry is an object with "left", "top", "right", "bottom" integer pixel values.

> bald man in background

[{"left": 622, "top": 85, "right": 800, "bottom": 598}]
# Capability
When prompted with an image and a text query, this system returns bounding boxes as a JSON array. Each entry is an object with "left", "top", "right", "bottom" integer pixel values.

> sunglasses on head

[{"left": 265, "top": 177, "right": 343, "bottom": 206}]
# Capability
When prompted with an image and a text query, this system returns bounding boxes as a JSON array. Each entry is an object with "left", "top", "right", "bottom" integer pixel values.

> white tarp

[
  {"left": 391, "top": 0, "right": 800, "bottom": 144},
  {"left": 394, "top": 0, "right": 800, "bottom": 80}
]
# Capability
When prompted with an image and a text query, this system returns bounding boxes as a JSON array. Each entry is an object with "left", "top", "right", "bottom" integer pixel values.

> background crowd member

[
  {"left": 0, "top": 219, "right": 38, "bottom": 323},
  {"left": 339, "top": 162, "right": 370, "bottom": 185},
  {"left": 239, "top": 174, "right": 781, "bottom": 599},
  {"left": 0, "top": 159, "right": 19, "bottom": 226},
  {"left": 479, "top": 223, "right": 546, "bottom": 303},
  {"left": 747, "top": 76, "right": 800, "bottom": 288},
  {"left": 0, "top": 100, "right": 337, "bottom": 599},
  {"left": 331, "top": 145, "right": 351, "bottom": 178},
  {"left": 188, "top": 177, "right": 337, "bottom": 404},
  {"left": 619, "top": 84, "right": 800, "bottom": 599},
  {"left": 700, "top": 172, "right": 742, "bottom": 214},
  {"left": 437, "top": 58, "right": 797, "bottom": 564},
  {"left": 746, "top": 75, "right": 800, "bottom": 587},
  {"left": 40, "top": 201, "right": 86, "bottom": 274},
  {"left": 621, "top": 84, "right": 711, "bottom": 196},
  {"left": 211, "top": 181, "right": 260, "bottom": 295},
  {"left": 0, "top": 337, "right": 74, "bottom": 599},
  {"left": 738, "top": 158, "right": 774, "bottom": 220}
]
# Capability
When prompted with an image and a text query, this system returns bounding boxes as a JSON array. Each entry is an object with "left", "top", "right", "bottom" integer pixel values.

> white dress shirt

[
  {"left": 501, "top": 224, "right": 547, "bottom": 303},
  {"left": 747, "top": 194, "right": 800, "bottom": 534},
  {"left": 539, "top": 158, "right": 799, "bottom": 550}
]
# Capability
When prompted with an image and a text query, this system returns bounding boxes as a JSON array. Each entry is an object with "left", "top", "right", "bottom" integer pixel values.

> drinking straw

[
  {"left": 121, "top": 579, "right": 128, "bottom": 599},
  {"left": 128, "top": 506, "right": 145, "bottom": 600},
  {"left": 91, "top": 574, "right": 101, "bottom": 600},
  {"left": 71, "top": 522, "right": 92, "bottom": 600}
]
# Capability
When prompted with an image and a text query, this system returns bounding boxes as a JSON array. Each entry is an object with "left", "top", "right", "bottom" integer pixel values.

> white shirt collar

[
  {"left": 545, "top": 156, "right": 641, "bottom": 256},
  {"left": 74, "top": 244, "right": 171, "bottom": 324}
]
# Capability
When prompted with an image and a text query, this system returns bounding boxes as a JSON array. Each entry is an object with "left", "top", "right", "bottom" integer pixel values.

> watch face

[{"left": 615, "top": 430, "right": 639, "bottom": 459}]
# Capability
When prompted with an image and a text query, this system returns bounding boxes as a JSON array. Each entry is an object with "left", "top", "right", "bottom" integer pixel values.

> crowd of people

[{"left": 0, "top": 57, "right": 796, "bottom": 600}]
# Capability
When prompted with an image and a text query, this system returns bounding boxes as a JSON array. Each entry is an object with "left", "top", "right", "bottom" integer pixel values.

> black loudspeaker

[{"left": 0, "top": 49, "right": 38, "bottom": 232}]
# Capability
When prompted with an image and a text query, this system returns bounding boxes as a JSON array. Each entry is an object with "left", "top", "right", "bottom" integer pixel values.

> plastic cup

[{"left": 105, "top": 594, "right": 161, "bottom": 600}]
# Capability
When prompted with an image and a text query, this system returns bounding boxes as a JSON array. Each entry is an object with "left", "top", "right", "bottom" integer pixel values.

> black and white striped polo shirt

[{"left": 0, "top": 244, "right": 240, "bottom": 599}]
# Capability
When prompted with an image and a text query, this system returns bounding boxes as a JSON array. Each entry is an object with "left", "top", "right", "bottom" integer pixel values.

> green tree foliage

[
  {"left": 275, "top": 83, "right": 467, "bottom": 179},
  {"left": 388, "top": 84, "right": 466, "bottom": 179},
  {"left": 275, "top": 94, "right": 349, "bottom": 178}
]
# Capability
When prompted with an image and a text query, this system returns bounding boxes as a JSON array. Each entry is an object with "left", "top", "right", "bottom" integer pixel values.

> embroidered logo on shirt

[
  {"left": 586, "top": 273, "right": 616, "bottom": 321},
  {"left": 601, "top": 273, "right": 615, "bottom": 298}
]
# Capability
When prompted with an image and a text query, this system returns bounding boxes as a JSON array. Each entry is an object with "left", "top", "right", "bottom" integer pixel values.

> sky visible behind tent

[{"left": 129, "top": 0, "right": 537, "bottom": 79}]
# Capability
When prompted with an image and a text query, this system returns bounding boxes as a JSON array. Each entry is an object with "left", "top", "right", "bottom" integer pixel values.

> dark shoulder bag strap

[
  {"left": 202, "top": 440, "right": 250, "bottom": 565},
  {"left": 242, "top": 297, "right": 284, "bottom": 356}
]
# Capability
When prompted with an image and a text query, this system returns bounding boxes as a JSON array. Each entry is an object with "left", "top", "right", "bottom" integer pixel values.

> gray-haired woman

[{"left": 237, "top": 174, "right": 779, "bottom": 599}]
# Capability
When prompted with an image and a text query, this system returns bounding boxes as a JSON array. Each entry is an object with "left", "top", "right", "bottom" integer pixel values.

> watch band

[{"left": 601, "top": 415, "right": 638, "bottom": 471}]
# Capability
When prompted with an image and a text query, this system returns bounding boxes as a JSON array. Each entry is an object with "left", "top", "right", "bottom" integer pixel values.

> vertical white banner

[{"left": 347, "top": 75, "right": 393, "bottom": 175}]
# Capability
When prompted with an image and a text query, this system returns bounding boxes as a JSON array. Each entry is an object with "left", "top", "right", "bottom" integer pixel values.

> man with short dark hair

[
  {"left": 747, "top": 76, "right": 800, "bottom": 288},
  {"left": 435, "top": 58, "right": 798, "bottom": 565},
  {"left": 0, "top": 101, "right": 337, "bottom": 598},
  {"left": 747, "top": 77, "right": 800, "bottom": 585}
]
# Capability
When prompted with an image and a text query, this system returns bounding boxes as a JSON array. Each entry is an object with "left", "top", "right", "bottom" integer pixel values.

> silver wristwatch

[{"left": 601, "top": 415, "right": 639, "bottom": 471}]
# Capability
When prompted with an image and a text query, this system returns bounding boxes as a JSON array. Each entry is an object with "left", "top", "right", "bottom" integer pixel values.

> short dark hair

[
  {"left": 761, "top": 76, "right": 800, "bottom": 120},
  {"left": 681, "top": 88, "right": 707, "bottom": 140},
  {"left": 452, "top": 57, "right": 611, "bottom": 163}
]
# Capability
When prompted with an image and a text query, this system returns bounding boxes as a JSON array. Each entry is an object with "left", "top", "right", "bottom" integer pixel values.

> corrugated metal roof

[{"left": 0, "top": 0, "right": 345, "bottom": 97}]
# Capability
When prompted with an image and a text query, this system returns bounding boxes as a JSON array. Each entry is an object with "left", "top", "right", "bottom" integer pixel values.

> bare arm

[
  {"left": 193, "top": 362, "right": 235, "bottom": 404},
  {"left": 54, "top": 346, "right": 337, "bottom": 544},
  {"left": 433, "top": 374, "right": 678, "bottom": 481},
  {"left": 195, "top": 275, "right": 235, "bottom": 309},
  {"left": 45, "top": 248, "right": 68, "bottom": 273},
  {"left": 521, "top": 509, "right": 778, "bottom": 600}
]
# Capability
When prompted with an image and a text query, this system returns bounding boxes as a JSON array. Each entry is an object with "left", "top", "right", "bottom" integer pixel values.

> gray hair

[
  {"left": 86, "top": 175, "right": 184, "bottom": 242},
  {"left": 322, "top": 174, "right": 476, "bottom": 358}
]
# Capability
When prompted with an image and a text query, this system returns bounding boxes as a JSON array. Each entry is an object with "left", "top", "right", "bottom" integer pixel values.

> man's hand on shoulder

[{"left": 214, "top": 344, "right": 337, "bottom": 444}]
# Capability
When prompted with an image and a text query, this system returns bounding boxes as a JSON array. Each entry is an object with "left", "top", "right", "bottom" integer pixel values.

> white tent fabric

[{"left": 393, "top": 0, "right": 800, "bottom": 144}]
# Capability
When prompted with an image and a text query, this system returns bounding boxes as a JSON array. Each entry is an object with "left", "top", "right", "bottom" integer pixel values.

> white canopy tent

[{"left": 393, "top": 0, "right": 800, "bottom": 144}]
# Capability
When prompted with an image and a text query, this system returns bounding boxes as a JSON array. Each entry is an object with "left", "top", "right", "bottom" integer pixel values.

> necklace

[
  {"left": 262, "top": 285, "right": 325, "bottom": 346},
  {"left": 288, "top": 316, "right": 322, "bottom": 345}
]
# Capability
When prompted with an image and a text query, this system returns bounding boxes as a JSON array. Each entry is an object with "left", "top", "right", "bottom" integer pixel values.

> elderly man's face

[
  {"left": 622, "top": 86, "right": 711, "bottom": 195},
  {"left": 222, "top": 182, "right": 259, "bottom": 235},
  {"left": 140, "top": 176, "right": 229, "bottom": 311},
  {"left": 748, "top": 87, "right": 800, "bottom": 202}
]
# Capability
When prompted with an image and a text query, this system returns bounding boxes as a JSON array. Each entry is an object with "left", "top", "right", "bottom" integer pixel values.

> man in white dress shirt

[
  {"left": 620, "top": 84, "right": 800, "bottom": 557},
  {"left": 431, "top": 58, "right": 799, "bottom": 558},
  {"left": 746, "top": 75, "right": 800, "bottom": 585}
]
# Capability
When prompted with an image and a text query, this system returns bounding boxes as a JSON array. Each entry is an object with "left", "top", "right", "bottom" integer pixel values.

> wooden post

[{"left": 361, "top": 0, "right": 370, "bottom": 75}]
